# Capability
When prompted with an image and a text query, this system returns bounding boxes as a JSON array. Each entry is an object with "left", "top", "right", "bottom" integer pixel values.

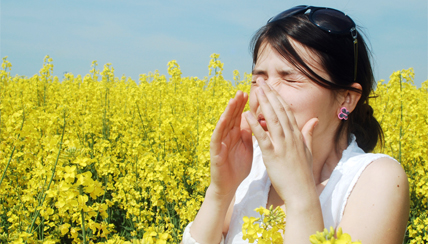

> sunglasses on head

[{"left": 268, "top": 5, "right": 358, "bottom": 81}]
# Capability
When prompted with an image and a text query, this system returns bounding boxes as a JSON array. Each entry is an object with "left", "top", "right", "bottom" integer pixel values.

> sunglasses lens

[
  {"left": 311, "top": 9, "right": 355, "bottom": 34},
  {"left": 267, "top": 6, "right": 358, "bottom": 80},
  {"left": 269, "top": 5, "right": 307, "bottom": 23}
]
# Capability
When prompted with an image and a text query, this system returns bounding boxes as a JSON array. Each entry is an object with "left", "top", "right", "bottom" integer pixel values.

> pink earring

[{"left": 338, "top": 107, "right": 350, "bottom": 120}]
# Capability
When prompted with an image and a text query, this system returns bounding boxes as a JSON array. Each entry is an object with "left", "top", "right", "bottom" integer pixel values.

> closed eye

[{"left": 284, "top": 79, "right": 297, "bottom": 83}]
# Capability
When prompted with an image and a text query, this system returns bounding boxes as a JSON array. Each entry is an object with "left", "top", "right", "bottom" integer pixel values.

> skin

[{"left": 186, "top": 40, "right": 409, "bottom": 244}]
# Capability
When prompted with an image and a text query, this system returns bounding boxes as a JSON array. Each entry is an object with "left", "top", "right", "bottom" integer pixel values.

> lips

[{"left": 257, "top": 113, "right": 268, "bottom": 131}]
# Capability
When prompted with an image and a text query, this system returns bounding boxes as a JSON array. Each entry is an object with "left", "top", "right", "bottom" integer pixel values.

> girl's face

[{"left": 249, "top": 40, "right": 341, "bottom": 135}]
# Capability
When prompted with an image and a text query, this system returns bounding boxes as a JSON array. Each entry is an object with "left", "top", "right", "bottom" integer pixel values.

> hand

[
  {"left": 209, "top": 91, "right": 253, "bottom": 198},
  {"left": 244, "top": 79, "right": 318, "bottom": 204}
]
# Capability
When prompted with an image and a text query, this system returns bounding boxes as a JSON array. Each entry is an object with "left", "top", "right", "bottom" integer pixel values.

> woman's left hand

[{"left": 244, "top": 78, "right": 319, "bottom": 205}]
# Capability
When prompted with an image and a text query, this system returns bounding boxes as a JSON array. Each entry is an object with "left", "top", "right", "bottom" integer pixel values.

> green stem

[
  {"left": 94, "top": 175, "right": 108, "bottom": 223},
  {"left": 0, "top": 146, "right": 15, "bottom": 188},
  {"left": 136, "top": 103, "right": 154, "bottom": 154},
  {"left": 79, "top": 186, "right": 87, "bottom": 244},
  {"left": 27, "top": 111, "right": 66, "bottom": 234},
  {"left": 0, "top": 108, "right": 25, "bottom": 188}
]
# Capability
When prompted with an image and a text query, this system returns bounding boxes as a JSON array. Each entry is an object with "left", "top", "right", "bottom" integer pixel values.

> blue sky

[{"left": 2, "top": 0, "right": 427, "bottom": 87}]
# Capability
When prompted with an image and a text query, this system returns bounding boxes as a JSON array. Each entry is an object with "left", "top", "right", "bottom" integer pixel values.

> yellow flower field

[{"left": 0, "top": 55, "right": 426, "bottom": 243}]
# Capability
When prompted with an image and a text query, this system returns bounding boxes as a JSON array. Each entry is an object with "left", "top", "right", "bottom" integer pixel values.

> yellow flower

[
  {"left": 0, "top": 54, "right": 424, "bottom": 242},
  {"left": 255, "top": 206, "right": 270, "bottom": 216},
  {"left": 242, "top": 206, "right": 285, "bottom": 244},
  {"left": 309, "top": 227, "right": 361, "bottom": 244},
  {"left": 64, "top": 165, "right": 77, "bottom": 182}
]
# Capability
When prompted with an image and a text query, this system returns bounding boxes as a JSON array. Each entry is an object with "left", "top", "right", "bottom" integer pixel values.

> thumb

[
  {"left": 301, "top": 118, "right": 319, "bottom": 154},
  {"left": 240, "top": 113, "right": 253, "bottom": 149}
]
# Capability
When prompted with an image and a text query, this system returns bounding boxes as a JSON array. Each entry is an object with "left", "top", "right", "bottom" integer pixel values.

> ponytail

[{"left": 348, "top": 102, "right": 383, "bottom": 152}]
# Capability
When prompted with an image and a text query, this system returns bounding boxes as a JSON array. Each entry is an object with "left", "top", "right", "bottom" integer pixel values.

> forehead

[{"left": 255, "top": 39, "right": 330, "bottom": 81}]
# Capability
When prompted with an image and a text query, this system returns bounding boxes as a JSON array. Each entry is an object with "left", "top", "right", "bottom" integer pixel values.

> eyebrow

[
  {"left": 252, "top": 69, "right": 267, "bottom": 76},
  {"left": 252, "top": 68, "right": 299, "bottom": 77}
]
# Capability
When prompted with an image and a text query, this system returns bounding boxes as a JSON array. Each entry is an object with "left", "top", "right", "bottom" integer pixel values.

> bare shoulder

[
  {"left": 338, "top": 156, "right": 410, "bottom": 244},
  {"left": 346, "top": 156, "right": 409, "bottom": 211},
  {"left": 345, "top": 156, "right": 409, "bottom": 204},
  {"left": 358, "top": 156, "right": 409, "bottom": 189}
]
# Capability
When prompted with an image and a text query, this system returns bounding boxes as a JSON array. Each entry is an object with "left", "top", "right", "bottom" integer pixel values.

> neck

[{"left": 311, "top": 132, "right": 349, "bottom": 185}]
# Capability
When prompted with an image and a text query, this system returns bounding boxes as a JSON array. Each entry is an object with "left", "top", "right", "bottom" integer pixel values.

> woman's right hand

[
  {"left": 188, "top": 91, "right": 253, "bottom": 244},
  {"left": 209, "top": 90, "right": 254, "bottom": 197}
]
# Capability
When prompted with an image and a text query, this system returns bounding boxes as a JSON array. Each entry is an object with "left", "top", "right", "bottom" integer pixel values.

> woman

[{"left": 182, "top": 5, "right": 409, "bottom": 244}]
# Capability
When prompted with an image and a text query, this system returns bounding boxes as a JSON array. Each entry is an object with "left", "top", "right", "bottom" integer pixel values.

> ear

[{"left": 337, "top": 83, "right": 362, "bottom": 114}]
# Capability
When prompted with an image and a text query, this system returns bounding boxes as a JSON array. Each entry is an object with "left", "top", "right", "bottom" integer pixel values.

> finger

[
  {"left": 240, "top": 113, "right": 253, "bottom": 150},
  {"left": 211, "top": 91, "right": 248, "bottom": 154},
  {"left": 240, "top": 92, "right": 250, "bottom": 134},
  {"left": 266, "top": 83, "right": 299, "bottom": 133},
  {"left": 233, "top": 91, "right": 248, "bottom": 129},
  {"left": 244, "top": 111, "right": 273, "bottom": 152},
  {"left": 300, "top": 118, "right": 319, "bottom": 154},
  {"left": 210, "top": 98, "right": 237, "bottom": 154},
  {"left": 238, "top": 92, "right": 249, "bottom": 128},
  {"left": 256, "top": 80, "right": 291, "bottom": 142},
  {"left": 229, "top": 91, "right": 245, "bottom": 130}
]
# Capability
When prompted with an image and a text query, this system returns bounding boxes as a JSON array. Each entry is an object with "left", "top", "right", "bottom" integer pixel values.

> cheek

[
  {"left": 296, "top": 99, "right": 337, "bottom": 129},
  {"left": 289, "top": 101, "right": 322, "bottom": 130},
  {"left": 292, "top": 112, "right": 309, "bottom": 131}
]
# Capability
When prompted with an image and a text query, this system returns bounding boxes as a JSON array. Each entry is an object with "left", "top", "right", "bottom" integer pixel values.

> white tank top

[{"left": 225, "top": 135, "right": 397, "bottom": 244}]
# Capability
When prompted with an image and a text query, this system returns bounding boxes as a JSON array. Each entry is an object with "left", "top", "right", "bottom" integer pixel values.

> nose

[
  {"left": 255, "top": 77, "right": 264, "bottom": 85},
  {"left": 256, "top": 76, "right": 277, "bottom": 91}
]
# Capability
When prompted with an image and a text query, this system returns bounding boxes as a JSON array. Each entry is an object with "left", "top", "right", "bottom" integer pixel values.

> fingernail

[
  {"left": 244, "top": 111, "right": 255, "bottom": 120},
  {"left": 314, "top": 120, "right": 319, "bottom": 128},
  {"left": 258, "top": 78, "right": 266, "bottom": 85}
]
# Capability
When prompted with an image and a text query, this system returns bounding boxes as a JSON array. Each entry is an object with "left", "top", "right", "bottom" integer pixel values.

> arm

[
  {"left": 223, "top": 195, "right": 235, "bottom": 235},
  {"left": 187, "top": 91, "right": 253, "bottom": 244},
  {"left": 189, "top": 186, "right": 235, "bottom": 244},
  {"left": 337, "top": 157, "right": 410, "bottom": 243},
  {"left": 181, "top": 195, "right": 235, "bottom": 244}
]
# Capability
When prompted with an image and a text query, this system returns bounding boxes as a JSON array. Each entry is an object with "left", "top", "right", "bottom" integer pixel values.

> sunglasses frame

[{"left": 268, "top": 5, "right": 359, "bottom": 81}]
